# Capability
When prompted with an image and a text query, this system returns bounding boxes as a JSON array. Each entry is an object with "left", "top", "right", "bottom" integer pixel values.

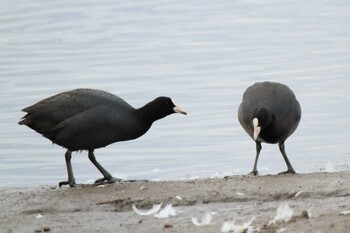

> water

[{"left": 1, "top": 0, "right": 350, "bottom": 187}]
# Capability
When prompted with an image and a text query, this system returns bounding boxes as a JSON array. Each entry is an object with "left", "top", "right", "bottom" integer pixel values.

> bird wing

[
  {"left": 20, "top": 89, "right": 132, "bottom": 135},
  {"left": 46, "top": 105, "right": 124, "bottom": 151}
]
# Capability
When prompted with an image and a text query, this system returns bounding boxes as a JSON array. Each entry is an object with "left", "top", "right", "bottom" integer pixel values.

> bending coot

[
  {"left": 19, "top": 89, "right": 187, "bottom": 187},
  {"left": 238, "top": 81, "right": 301, "bottom": 175}
]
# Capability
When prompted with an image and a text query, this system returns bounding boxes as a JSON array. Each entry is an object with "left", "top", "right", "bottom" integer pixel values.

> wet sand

[{"left": 1, "top": 172, "right": 350, "bottom": 233}]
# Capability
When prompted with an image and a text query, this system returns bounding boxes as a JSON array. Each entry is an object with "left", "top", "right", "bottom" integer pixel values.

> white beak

[
  {"left": 173, "top": 106, "right": 187, "bottom": 115},
  {"left": 172, "top": 99, "right": 187, "bottom": 115},
  {"left": 253, "top": 118, "right": 261, "bottom": 141}
]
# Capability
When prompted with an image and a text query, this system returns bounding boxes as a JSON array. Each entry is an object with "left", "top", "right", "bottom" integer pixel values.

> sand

[{"left": 1, "top": 172, "right": 350, "bottom": 233}]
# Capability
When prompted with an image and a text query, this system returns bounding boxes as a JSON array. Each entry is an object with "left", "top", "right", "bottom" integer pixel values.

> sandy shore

[{"left": 1, "top": 172, "right": 350, "bottom": 233}]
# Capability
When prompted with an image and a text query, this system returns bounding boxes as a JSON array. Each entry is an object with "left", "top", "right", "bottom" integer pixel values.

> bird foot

[
  {"left": 58, "top": 180, "right": 79, "bottom": 188},
  {"left": 246, "top": 171, "right": 258, "bottom": 176},
  {"left": 94, "top": 176, "right": 146, "bottom": 185},
  {"left": 278, "top": 170, "right": 296, "bottom": 175},
  {"left": 94, "top": 176, "right": 123, "bottom": 185}
]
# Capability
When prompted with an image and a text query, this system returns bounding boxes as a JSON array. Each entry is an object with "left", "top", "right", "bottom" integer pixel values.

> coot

[
  {"left": 19, "top": 89, "right": 187, "bottom": 187},
  {"left": 238, "top": 81, "right": 301, "bottom": 175}
]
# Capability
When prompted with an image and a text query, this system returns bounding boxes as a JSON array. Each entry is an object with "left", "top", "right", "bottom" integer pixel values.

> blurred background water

[{"left": 1, "top": 0, "right": 349, "bottom": 186}]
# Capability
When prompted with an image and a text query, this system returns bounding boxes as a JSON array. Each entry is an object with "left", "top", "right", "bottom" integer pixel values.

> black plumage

[
  {"left": 238, "top": 81, "right": 301, "bottom": 175},
  {"left": 19, "top": 88, "right": 187, "bottom": 187}
]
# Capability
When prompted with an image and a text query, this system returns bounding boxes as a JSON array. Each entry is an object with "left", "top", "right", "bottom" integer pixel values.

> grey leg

[
  {"left": 249, "top": 142, "right": 262, "bottom": 175},
  {"left": 278, "top": 142, "right": 296, "bottom": 174},
  {"left": 59, "top": 150, "right": 76, "bottom": 187},
  {"left": 88, "top": 150, "right": 123, "bottom": 184}
]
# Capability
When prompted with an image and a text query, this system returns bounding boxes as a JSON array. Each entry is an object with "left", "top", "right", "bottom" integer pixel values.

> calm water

[{"left": 1, "top": 0, "right": 350, "bottom": 187}]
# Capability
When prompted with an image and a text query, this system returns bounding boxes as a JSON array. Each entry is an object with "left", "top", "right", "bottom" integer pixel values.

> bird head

[
  {"left": 142, "top": 97, "right": 187, "bottom": 123},
  {"left": 252, "top": 107, "right": 272, "bottom": 141}
]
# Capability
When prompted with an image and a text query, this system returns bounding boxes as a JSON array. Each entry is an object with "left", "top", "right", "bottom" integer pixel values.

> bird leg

[
  {"left": 88, "top": 150, "right": 125, "bottom": 184},
  {"left": 59, "top": 150, "right": 77, "bottom": 187},
  {"left": 249, "top": 142, "right": 262, "bottom": 175},
  {"left": 278, "top": 142, "right": 296, "bottom": 174}
]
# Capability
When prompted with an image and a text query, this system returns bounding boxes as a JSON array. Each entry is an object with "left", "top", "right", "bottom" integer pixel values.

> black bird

[
  {"left": 19, "top": 89, "right": 187, "bottom": 187},
  {"left": 238, "top": 81, "right": 301, "bottom": 175}
]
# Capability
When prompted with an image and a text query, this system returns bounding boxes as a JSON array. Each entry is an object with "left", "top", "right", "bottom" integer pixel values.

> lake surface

[{"left": 1, "top": 0, "right": 350, "bottom": 187}]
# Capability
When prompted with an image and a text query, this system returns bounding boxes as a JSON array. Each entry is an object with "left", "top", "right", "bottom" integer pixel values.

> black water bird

[
  {"left": 19, "top": 89, "right": 187, "bottom": 187},
  {"left": 238, "top": 81, "right": 301, "bottom": 175}
]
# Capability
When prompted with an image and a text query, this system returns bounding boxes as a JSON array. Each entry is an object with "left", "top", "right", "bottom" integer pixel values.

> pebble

[{"left": 34, "top": 226, "right": 50, "bottom": 232}]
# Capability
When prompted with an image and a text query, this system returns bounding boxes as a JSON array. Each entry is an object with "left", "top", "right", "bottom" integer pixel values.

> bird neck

[{"left": 136, "top": 103, "right": 167, "bottom": 124}]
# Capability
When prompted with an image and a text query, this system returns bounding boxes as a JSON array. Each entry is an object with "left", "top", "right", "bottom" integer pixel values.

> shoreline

[{"left": 1, "top": 171, "right": 350, "bottom": 232}]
